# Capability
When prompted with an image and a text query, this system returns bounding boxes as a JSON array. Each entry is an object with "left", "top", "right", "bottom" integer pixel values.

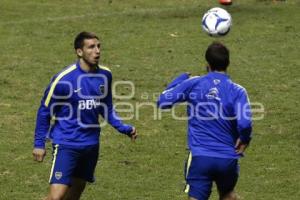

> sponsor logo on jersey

[
  {"left": 99, "top": 84, "right": 105, "bottom": 94},
  {"left": 206, "top": 87, "right": 220, "bottom": 101},
  {"left": 78, "top": 99, "right": 101, "bottom": 110}
]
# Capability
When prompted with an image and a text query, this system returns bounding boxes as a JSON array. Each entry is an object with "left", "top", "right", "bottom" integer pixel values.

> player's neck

[
  {"left": 207, "top": 67, "right": 227, "bottom": 74},
  {"left": 211, "top": 70, "right": 227, "bottom": 74},
  {"left": 207, "top": 66, "right": 227, "bottom": 74},
  {"left": 79, "top": 59, "right": 98, "bottom": 72}
]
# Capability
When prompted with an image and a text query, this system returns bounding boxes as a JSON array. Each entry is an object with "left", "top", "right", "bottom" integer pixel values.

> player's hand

[
  {"left": 235, "top": 138, "right": 248, "bottom": 154},
  {"left": 128, "top": 127, "right": 137, "bottom": 142},
  {"left": 32, "top": 148, "right": 46, "bottom": 162}
]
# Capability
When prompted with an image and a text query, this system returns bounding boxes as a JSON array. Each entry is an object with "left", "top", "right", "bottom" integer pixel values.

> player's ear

[{"left": 76, "top": 48, "right": 83, "bottom": 57}]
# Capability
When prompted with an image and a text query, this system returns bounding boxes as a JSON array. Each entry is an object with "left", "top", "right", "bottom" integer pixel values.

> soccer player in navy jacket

[
  {"left": 33, "top": 32, "right": 137, "bottom": 200},
  {"left": 157, "top": 42, "right": 252, "bottom": 200}
]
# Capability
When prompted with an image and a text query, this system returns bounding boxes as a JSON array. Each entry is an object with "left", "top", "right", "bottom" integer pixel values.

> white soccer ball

[{"left": 202, "top": 7, "right": 232, "bottom": 37}]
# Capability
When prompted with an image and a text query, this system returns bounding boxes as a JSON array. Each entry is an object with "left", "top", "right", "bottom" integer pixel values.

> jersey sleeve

[
  {"left": 157, "top": 73, "right": 194, "bottom": 109},
  {"left": 34, "top": 76, "right": 70, "bottom": 148},
  {"left": 100, "top": 71, "right": 133, "bottom": 135},
  {"left": 235, "top": 89, "right": 253, "bottom": 144}
]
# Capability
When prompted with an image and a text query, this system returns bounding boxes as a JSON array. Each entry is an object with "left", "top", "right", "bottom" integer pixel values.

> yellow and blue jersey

[
  {"left": 34, "top": 62, "right": 133, "bottom": 148},
  {"left": 157, "top": 72, "right": 253, "bottom": 159}
]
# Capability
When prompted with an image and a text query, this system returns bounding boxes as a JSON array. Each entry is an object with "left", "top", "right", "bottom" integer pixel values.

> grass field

[{"left": 0, "top": 0, "right": 299, "bottom": 199}]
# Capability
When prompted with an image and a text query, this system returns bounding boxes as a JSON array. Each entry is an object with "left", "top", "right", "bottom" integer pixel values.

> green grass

[{"left": 0, "top": 0, "right": 299, "bottom": 199}]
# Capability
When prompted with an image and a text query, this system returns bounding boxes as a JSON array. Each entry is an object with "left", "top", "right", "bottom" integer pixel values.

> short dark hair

[
  {"left": 74, "top": 31, "right": 99, "bottom": 50},
  {"left": 205, "top": 42, "right": 230, "bottom": 71}
]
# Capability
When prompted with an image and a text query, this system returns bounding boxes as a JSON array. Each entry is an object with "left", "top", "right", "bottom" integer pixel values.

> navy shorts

[
  {"left": 184, "top": 153, "right": 239, "bottom": 200},
  {"left": 49, "top": 144, "right": 99, "bottom": 185}
]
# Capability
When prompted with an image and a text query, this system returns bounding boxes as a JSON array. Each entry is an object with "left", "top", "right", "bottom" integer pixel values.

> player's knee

[
  {"left": 47, "top": 194, "right": 65, "bottom": 200},
  {"left": 47, "top": 189, "right": 67, "bottom": 200},
  {"left": 47, "top": 185, "right": 68, "bottom": 200}
]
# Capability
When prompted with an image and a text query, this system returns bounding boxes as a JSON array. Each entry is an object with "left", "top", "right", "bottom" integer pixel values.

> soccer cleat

[{"left": 219, "top": 0, "right": 232, "bottom": 5}]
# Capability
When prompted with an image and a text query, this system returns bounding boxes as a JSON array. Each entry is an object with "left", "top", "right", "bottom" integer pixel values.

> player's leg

[
  {"left": 46, "top": 184, "right": 69, "bottom": 200},
  {"left": 184, "top": 153, "right": 213, "bottom": 200},
  {"left": 214, "top": 158, "right": 239, "bottom": 200},
  {"left": 47, "top": 144, "right": 80, "bottom": 200},
  {"left": 65, "top": 144, "right": 99, "bottom": 199},
  {"left": 63, "top": 177, "right": 86, "bottom": 200}
]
